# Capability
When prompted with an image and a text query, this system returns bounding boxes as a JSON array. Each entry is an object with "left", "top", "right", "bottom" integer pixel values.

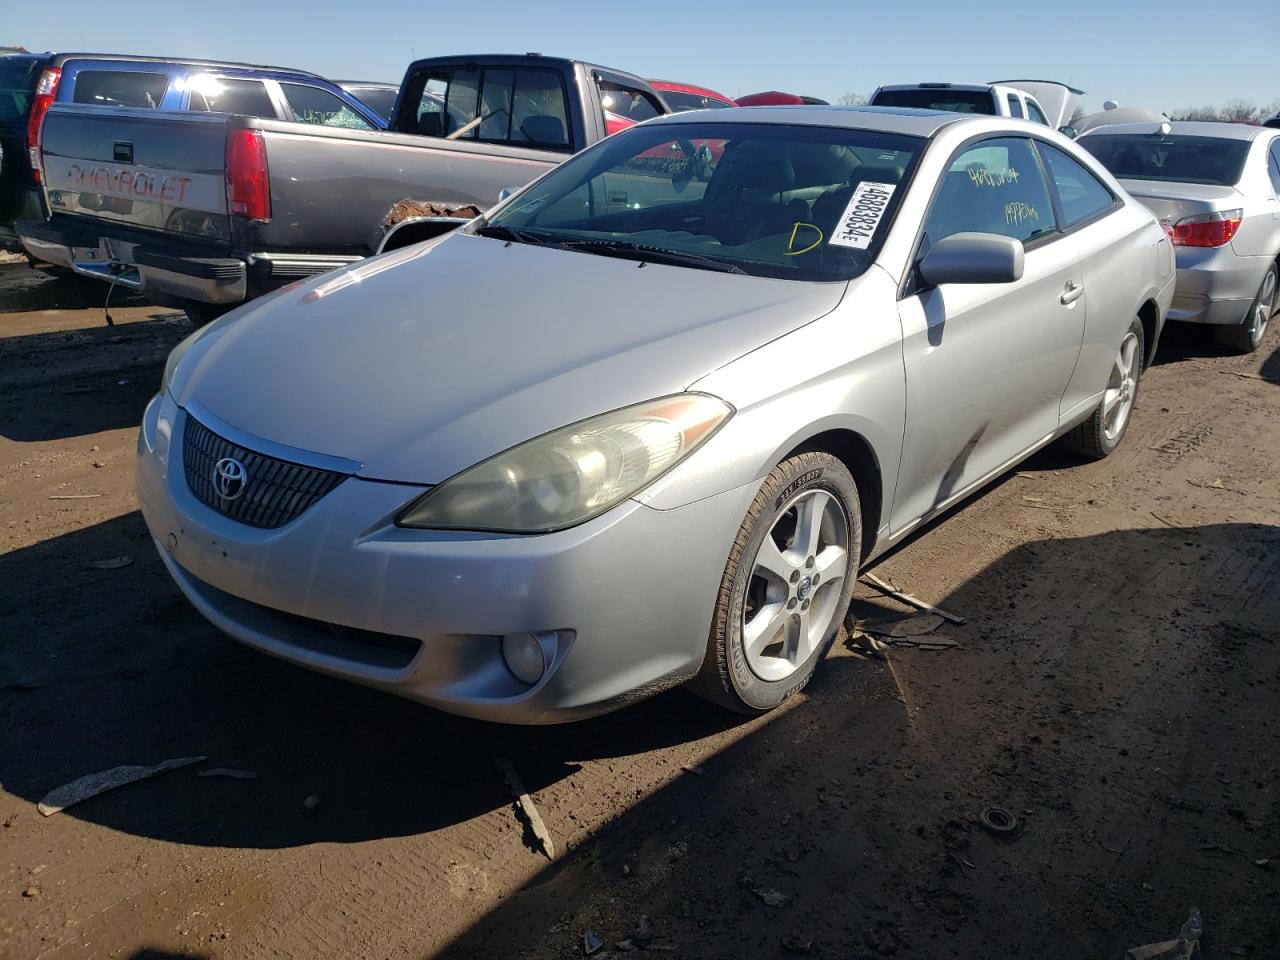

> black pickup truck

[{"left": 18, "top": 54, "right": 671, "bottom": 320}]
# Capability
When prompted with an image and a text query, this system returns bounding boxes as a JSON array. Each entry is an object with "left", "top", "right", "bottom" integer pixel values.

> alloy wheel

[
  {"left": 1251, "top": 268, "right": 1276, "bottom": 346},
  {"left": 1102, "top": 331, "right": 1140, "bottom": 443},
  {"left": 742, "top": 489, "right": 849, "bottom": 682}
]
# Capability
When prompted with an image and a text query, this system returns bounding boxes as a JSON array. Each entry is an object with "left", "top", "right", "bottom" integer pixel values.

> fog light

[{"left": 501, "top": 631, "right": 557, "bottom": 685}]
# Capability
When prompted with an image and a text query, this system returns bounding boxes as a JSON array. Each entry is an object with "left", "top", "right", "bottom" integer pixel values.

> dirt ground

[{"left": 1, "top": 259, "right": 1277, "bottom": 960}]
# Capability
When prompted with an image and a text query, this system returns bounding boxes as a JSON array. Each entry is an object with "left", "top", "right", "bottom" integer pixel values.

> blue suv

[{"left": 1, "top": 52, "right": 385, "bottom": 251}]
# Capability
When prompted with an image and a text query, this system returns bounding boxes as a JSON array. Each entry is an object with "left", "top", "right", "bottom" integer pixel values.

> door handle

[{"left": 1060, "top": 281, "right": 1084, "bottom": 305}]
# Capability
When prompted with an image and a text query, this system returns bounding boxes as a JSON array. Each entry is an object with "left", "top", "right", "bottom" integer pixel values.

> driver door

[{"left": 890, "top": 136, "right": 1086, "bottom": 531}]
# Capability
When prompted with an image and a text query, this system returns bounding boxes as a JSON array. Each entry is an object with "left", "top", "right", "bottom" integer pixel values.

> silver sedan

[
  {"left": 138, "top": 107, "right": 1174, "bottom": 722},
  {"left": 1080, "top": 120, "right": 1280, "bottom": 353}
]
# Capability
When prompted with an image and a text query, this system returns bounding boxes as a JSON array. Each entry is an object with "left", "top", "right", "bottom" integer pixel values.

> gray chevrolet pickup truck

[{"left": 17, "top": 54, "right": 671, "bottom": 320}]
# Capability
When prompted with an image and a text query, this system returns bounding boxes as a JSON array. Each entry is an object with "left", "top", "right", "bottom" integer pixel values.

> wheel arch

[
  {"left": 781, "top": 428, "right": 884, "bottom": 563},
  {"left": 1136, "top": 297, "right": 1161, "bottom": 368}
]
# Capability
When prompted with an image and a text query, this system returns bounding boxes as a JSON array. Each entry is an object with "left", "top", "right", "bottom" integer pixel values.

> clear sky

[{"left": 5, "top": 0, "right": 1277, "bottom": 114}]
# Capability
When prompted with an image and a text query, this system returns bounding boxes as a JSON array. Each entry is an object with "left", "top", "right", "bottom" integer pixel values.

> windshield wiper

[
  {"left": 558, "top": 239, "right": 747, "bottom": 274},
  {"left": 474, "top": 224, "right": 560, "bottom": 246}
]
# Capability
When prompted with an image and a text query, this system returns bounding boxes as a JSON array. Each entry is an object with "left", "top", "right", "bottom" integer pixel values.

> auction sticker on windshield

[{"left": 829, "top": 181, "right": 896, "bottom": 250}]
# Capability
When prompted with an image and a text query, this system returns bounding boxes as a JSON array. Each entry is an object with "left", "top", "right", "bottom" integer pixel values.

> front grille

[{"left": 182, "top": 415, "right": 347, "bottom": 529}]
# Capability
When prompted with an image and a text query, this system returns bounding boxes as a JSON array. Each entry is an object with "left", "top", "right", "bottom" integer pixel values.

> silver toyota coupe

[{"left": 138, "top": 106, "right": 1174, "bottom": 722}]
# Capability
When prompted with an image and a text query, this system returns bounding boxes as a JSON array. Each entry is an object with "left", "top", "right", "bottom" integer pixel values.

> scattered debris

[
  {"left": 614, "top": 938, "right": 633, "bottom": 951},
  {"left": 496, "top": 758, "right": 556, "bottom": 860},
  {"left": 86, "top": 556, "right": 134, "bottom": 570},
  {"left": 680, "top": 763, "right": 705, "bottom": 776},
  {"left": 859, "top": 613, "right": 945, "bottom": 638},
  {"left": 48, "top": 494, "right": 102, "bottom": 500},
  {"left": 753, "top": 885, "right": 792, "bottom": 908},
  {"left": 782, "top": 934, "right": 815, "bottom": 954},
  {"left": 198, "top": 768, "right": 258, "bottom": 781},
  {"left": 979, "top": 806, "right": 1019, "bottom": 838},
  {"left": 1187, "top": 478, "right": 1225, "bottom": 490},
  {"left": 2, "top": 677, "right": 44, "bottom": 691},
  {"left": 631, "top": 915, "right": 653, "bottom": 945},
  {"left": 38, "top": 756, "right": 207, "bottom": 816},
  {"left": 1149, "top": 511, "right": 1197, "bottom": 534},
  {"left": 1254, "top": 855, "right": 1275, "bottom": 869},
  {"left": 1219, "top": 369, "right": 1276, "bottom": 384},
  {"left": 302, "top": 795, "right": 321, "bottom": 812},
  {"left": 582, "top": 930, "right": 604, "bottom": 955},
  {"left": 22, "top": 885, "right": 39, "bottom": 898},
  {"left": 860, "top": 572, "right": 966, "bottom": 624},
  {"left": 1125, "top": 907, "right": 1201, "bottom": 960}
]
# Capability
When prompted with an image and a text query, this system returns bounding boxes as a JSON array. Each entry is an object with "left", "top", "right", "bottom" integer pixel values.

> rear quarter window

[
  {"left": 1036, "top": 142, "right": 1116, "bottom": 227},
  {"left": 72, "top": 70, "right": 169, "bottom": 109},
  {"left": 0, "top": 58, "right": 40, "bottom": 120},
  {"left": 187, "top": 77, "right": 277, "bottom": 119}
]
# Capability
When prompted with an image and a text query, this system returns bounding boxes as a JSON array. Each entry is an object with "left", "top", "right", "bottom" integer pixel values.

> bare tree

[
  {"left": 837, "top": 92, "right": 868, "bottom": 106},
  {"left": 1170, "top": 105, "right": 1220, "bottom": 121},
  {"left": 1219, "top": 98, "right": 1262, "bottom": 122}
]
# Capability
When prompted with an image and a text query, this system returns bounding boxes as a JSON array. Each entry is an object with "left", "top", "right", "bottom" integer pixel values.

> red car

[
  {"left": 603, "top": 80, "right": 736, "bottom": 136},
  {"left": 735, "top": 91, "right": 828, "bottom": 107}
]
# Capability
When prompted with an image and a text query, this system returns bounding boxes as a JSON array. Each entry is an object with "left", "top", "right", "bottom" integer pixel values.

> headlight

[{"left": 397, "top": 393, "right": 732, "bottom": 533}]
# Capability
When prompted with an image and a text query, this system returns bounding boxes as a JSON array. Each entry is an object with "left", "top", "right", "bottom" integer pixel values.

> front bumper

[
  {"left": 136, "top": 393, "right": 755, "bottom": 723},
  {"left": 1168, "top": 246, "right": 1269, "bottom": 326}
]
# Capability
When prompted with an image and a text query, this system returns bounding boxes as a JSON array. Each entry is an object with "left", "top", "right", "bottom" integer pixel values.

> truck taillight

[
  {"left": 226, "top": 129, "right": 270, "bottom": 221},
  {"left": 1165, "top": 209, "right": 1243, "bottom": 248},
  {"left": 26, "top": 67, "right": 62, "bottom": 185}
]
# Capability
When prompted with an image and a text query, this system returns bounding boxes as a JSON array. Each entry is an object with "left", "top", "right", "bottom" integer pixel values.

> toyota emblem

[{"left": 213, "top": 457, "right": 249, "bottom": 501}]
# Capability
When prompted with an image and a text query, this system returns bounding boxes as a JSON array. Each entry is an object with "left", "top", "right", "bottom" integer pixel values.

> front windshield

[{"left": 482, "top": 121, "right": 924, "bottom": 281}]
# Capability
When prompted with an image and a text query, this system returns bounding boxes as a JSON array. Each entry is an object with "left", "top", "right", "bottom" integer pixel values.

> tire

[
  {"left": 692, "top": 452, "right": 861, "bottom": 714},
  {"left": 1214, "top": 262, "right": 1277, "bottom": 355},
  {"left": 1062, "top": 315, "right": 1144, "bottom": 460}
]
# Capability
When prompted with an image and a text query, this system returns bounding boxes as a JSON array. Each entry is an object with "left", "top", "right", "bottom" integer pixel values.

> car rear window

[
  {"left": 871, "top": 89, "right": 995, "bottom": 114},
  {"left": 1081, "top": 134, "right": 1251, "bottom": 186},
  {"left": 71, "top": 70, "right": 169, "bottom": 109},
  {"left": 0, "top": 57, "right": 41, "bottom": 121}
]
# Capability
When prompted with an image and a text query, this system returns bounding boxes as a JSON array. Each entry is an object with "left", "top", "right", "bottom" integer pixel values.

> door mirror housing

[{"left": 917, "top": 233, "right": 1025, "bottom": 288}]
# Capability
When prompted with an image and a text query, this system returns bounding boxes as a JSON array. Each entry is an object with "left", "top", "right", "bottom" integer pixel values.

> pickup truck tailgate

[{"left": 41, "top": 105, "right": 232, "bottom": 245}]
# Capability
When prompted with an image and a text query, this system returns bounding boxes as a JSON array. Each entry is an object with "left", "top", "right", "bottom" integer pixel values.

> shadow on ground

[{"left": 433, "top": 522, "right": 1280, "bottom": 960}]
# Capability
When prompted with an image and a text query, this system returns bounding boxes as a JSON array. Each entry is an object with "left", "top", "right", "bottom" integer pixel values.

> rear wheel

[
  {"left": 1214, "top": 262, "right": 1277, "bottom": 355},
  {"left": 692, "top": 452, "right": 860, "bottom": 714},
  {"left": 1062, "top": 316, "right": 1143, "bottom": 460}
]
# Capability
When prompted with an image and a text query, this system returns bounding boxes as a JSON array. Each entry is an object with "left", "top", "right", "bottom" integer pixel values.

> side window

[
  {"left": 279, "top": 83, "right": 374, "bottom": 130},
  {"left": 410, "top": 67, "right": 570, "bottom": 149},
  {"left": 1037, "top": 142, "right": 1117, "bottom": 228},
  {"left": 510, "top": 69, "right": 570, "bottom": 149},
  {"left": 1006, "top": 94, "right": 1024, "bottom": 119},
  {"left": 598, "top": 78, "right": 663, "bottom": 126},
  {"left": 72, "top": 70, "right": 169, "bottom": 109},
  {"left": 1268, "top": 141, "right": 1280, "bottom": 195},
  {"left": 923, "top": 136, "right": 1058, "bottom": 246},
  {"left": 188, "top": 77, "right": 277, "bottom": 119},
  {"left": 1026, "top": 100, "right": 1049, "bottom": 126}
]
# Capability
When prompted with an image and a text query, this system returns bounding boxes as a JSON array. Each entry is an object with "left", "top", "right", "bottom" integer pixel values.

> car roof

[
  {"left": 877, "top": 82, "right": 996, "bottom": 93},
  {"left": 651, "top": 103, "right": 965, "bottom": 137},
  {"left": 1083, "top": 120, "right": 1272, "bottom": 142},
  {"left": 44, "top": 52, "right": 329, "bottom": 82},
  {"left": 337, "top": 80, "right": 399, "bottom": 89}
]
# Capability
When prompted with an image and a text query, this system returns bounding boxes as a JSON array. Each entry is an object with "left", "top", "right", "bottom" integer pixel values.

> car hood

[{"left": 174, "top": 233, "right": 847, "bottom": 484}]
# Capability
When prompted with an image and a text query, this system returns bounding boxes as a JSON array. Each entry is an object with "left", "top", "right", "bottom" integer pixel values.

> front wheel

[
  {"left": 692, "top": 452, "right": 861, "bottom": 714},
  {"left": 1214, "top": 262, "right": 1277, "bottom": 355},
  {"left": 1062, "top": 316, "right": 1144, "bottom": 460}
]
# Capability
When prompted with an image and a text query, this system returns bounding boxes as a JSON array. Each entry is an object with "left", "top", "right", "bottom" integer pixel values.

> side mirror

[
  {"left": 917, "top": 233, "right": 1024, "bottom": 288},
  {"left": 498, "top": 186, "right": 520, "bottom": 202},
  {"left": 1057, "top": 125, "right": 1079, "bottom": 139}
]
